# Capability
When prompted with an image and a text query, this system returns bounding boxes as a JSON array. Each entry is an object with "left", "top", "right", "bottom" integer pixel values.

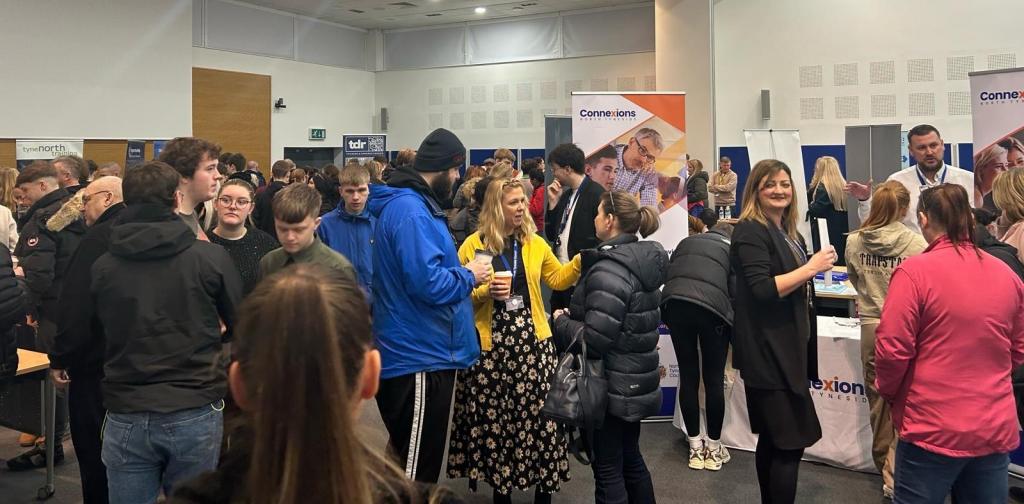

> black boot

[{"left": 6, "top": 442, "right": 64, "bottom": 471}]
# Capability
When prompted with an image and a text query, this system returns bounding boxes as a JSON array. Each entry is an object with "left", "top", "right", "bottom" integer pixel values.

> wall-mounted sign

[
  {"left": 15, "top": 139, "right": 84, "bottom": 169},
  {"left": 126, "top": 140, "right": 145, "bottom": 169},
  {"left": 342, "top": 134, "right": 386, "bottom": 161},
  {"left": 309, "top": 128, "right": 327, "bottom": 141}
]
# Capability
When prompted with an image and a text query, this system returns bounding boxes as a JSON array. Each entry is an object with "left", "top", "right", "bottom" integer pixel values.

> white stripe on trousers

[{"left": 405, "top": 372, "right": 426, "bottom": 479}]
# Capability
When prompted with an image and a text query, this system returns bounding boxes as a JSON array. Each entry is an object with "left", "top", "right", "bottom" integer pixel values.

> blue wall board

[
  {"left": 520, "top": 148, "right": 546, "bottom": 164},
  {"left": 470, "top": 148, "right": 499, "bottom": 167},
  {"left": 958, "top": 143, "right": 974, "bottom": 171}
]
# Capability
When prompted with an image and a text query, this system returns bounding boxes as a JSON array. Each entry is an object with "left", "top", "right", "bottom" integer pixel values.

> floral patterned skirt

[{"left": 446, "top": 304, "right": 570, "bottom": 494}]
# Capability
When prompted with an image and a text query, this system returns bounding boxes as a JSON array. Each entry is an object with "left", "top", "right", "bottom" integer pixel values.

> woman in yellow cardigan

[{"left": 447, "top": 178, "right": 581, "bottom": 504}]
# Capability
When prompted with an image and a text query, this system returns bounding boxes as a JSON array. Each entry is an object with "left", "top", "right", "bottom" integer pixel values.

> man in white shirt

[{"left": 846, "top": 124, "right": 973, "bottom": 233}]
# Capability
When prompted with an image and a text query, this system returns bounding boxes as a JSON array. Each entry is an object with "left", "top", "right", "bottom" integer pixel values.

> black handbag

[{"left": 541, "top": 327, "right": 608, "bottom": 432}]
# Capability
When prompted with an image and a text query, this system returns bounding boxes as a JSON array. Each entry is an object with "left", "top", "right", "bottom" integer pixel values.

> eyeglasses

[
  {"left": 82, "top": 190, "right": 112, "bottom": 204},
  {"left": 216, "top": 196, "right": 252, "bottom": 208},
  {"left": 632, "top": 136, "right": 657, "bottom": 163}
]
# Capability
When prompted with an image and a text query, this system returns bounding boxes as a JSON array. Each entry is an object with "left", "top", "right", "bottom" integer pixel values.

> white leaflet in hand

[{"left": 816, "top": 218, "right": 832, "bottom": 287}]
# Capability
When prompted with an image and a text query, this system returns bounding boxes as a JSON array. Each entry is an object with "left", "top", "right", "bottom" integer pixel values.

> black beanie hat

[{"left": 414, "top": 128, "right": 466, "bottom": 173}]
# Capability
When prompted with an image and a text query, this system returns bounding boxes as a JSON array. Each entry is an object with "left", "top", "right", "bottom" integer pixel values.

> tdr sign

[{"left": 342, "top": 134, "right": 386, "bottom": 161}]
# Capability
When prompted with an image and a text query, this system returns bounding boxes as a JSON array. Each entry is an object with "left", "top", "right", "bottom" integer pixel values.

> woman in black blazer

[{"left": 730, "top": 159, "right": 836, "bottom": 504}]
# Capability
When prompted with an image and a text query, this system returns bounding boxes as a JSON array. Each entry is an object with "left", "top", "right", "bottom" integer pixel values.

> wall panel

[{"left": 192, "top": 68, "right": 271, "bottom": 178}]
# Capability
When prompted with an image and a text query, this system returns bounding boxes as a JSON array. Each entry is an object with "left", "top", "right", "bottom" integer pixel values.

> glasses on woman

[{"left": 216, "top": 196, "right": 252, "bottom": 208}]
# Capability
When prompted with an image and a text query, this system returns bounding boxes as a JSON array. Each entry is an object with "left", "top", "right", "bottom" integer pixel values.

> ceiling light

[{"left": 475, "top": 7, "right": 486, "bottom": 14}]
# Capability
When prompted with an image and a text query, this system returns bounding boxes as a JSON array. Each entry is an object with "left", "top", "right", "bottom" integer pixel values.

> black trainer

[{"left": 5, "top": 443, "right": 64, "bottom": 471}]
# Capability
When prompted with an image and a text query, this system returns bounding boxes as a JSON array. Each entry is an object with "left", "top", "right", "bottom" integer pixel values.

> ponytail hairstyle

[
  {"left": 600, "top": 191, "right": 660, "bottom": 238},
  {"left": 236, "top": 265, "right": 429, "bottom": 504},
  {"left": 851, "top": 180, "right": 910, "bottom": 234},
  {"left": 916, "top": 184, "right": 978, "bottom": 255}
]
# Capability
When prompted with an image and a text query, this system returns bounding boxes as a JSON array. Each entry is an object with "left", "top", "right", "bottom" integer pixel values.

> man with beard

[
  {"left": 368, "top": 128, "right": 491, "bottom": 483},
  {"left": 847, "top": 124, "right": 973, "bottom": 233}
]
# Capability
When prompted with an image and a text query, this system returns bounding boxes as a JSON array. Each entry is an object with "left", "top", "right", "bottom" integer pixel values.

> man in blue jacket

[
  {"left": 370, "top": 128, "right": 491, "bottom": 483},
  {"left": 317, "top": 163, "right": 375, "bottom": 299}
]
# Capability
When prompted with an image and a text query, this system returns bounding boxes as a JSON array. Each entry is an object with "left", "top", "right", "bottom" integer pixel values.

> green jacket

[{"left": 258, "top": 238, "right": 355, "bottom": 281}]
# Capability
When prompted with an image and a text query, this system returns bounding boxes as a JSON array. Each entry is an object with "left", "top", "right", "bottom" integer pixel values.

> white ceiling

[{"left": 234, "top": 0, "right": 651, "bottom": 30}]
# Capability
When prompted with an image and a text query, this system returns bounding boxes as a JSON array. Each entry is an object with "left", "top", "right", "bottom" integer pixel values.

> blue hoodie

[
  {"left": 368, "top": 169, "right": 479, "bottom": 379},
  {"left": 317, "top": 204, "right": 375, "bottom": 300}
]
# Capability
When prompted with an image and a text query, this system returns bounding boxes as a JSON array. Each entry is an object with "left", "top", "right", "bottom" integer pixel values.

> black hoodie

[
  {"left": 554, "top": 234, "right": 669, "bottom": 422},
  {"left": 91, "top": 204, "right": 243, "bottom": 414},
  {"left": 976, "top": 224, "right": 1024, "bottom": 282}
]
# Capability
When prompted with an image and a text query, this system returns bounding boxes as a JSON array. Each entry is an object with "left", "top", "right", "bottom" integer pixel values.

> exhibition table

[
  {"left": 673, "top": 316, "right": 875, "bottom": 473},
  {"left": 0, "top": 349, "right": 57, "bottom": 500}
]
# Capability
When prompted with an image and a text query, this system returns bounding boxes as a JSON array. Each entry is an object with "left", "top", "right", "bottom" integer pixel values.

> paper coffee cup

[
  {"left": 492, "top": 271, "right": 513, "bottom": 299},
  {"left": 474, "top": 250, "right": 493, "bottom": 264}
]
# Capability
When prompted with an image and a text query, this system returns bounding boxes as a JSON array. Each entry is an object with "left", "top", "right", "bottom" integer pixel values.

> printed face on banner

[
  {"left": 970, "top": 69, "right": 1024, "bottom": 209},
  {"left": 572, "top": 94, "right": 687, "bottom": 214}
]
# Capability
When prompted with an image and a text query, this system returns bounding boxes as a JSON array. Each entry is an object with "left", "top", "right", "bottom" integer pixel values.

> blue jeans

[
  {"left": 894, "top": 440, "right": 1008, "bottom": 504},
  {"left": 102, "top": 400, "right": 225, "bottom": 504}
]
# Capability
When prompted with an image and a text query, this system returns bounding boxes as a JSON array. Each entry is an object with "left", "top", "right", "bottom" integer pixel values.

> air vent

[
  {"left": 493, "top": 110, "right": 510, "bottom": 129},
  {"left": 493, "top": 83, "right": 509, "bottom": 102},
  {"left": 449, "top": 87, "right": 464, "bottom": 105},
  {"left": 948, "top": 91, "right": 971, "bottom": 115},
  {"left": 517, "top": 110, "right": 533, "bottom": 128},
  {"left": 617, "top": 76, "right": 637, "bottom": 91},
  {"left": 908, "top": 92, "right": 935, "bottom": 116},
  {"left": 449, "top": 112, "right": 465, "bottom": 130},
  {"left": 349, "top": 9, "right": 364, "bottom": 13},
  {"left": 426, "top": 13, "right": 441, "bottom": 17},
  {"left": 521, "top": 2, "right": 538, "bottom": 5},
  {"left": 988, "top": 53, "right": 1017, "bottom": 70},
  {"left": 429, "top": 113, "right": 443, "bottom": 129},
  {"left": 833, "top": 63, "right": 858, "bottom": 86},
  {"left": 516, "top": 82, "right": 533, "bottom": 101},
  {"left": 428, "top": 88, "right": 443, "bottom": 106},
  {"left": 471, "top": 111, "right": 487, "bottom": 129},
  {"left": 835, "top": 96, "right": 860, "bottom": 119},
  {"left": 800, "top": 97, "right": 824, "bottom": 120},
  {"left": 907, "top": 59, "right": 934, "bottom": 82},
  {"left": 540, "top": 81, "right": 556, "bottom": 100},
  {"left": 390, "top": 2, "right": 417, "bottom": 7},
  {"left": 590, "top": 78, "right": 609, "bottom": 92},
  {"left": 799, "top": 65, "right": 822, "bottom": 88},
  {"left": 871, "top": 95, "right": 896, "bottom": 118},
  {"left": 870, "top": 61, "right": 895, "bottom": 84},
  {"left": 564, "top": 80, "right": 582, "bottom": 99},
  {"left": 946, "top": 56, "right": 974, "bottom": 80},
  {"left": 471, "top": 85, "right": 486, "bottom": 104},
  {"left": 643, "top": 75, "right": 656, "bottom": 91}
]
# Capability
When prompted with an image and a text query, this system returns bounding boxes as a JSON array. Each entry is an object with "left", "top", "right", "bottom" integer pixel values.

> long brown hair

[
  {"left": 917, "top": 184, "right": 977, "bottom": 253},
  {"left": 851, "top": 180, "right": 910, "bottom": 233},
  {"left": 236, "top": 265, "right": 419, "bottom": 504},
  {"left": 478, "top": 178, "right": 536, "bottom": 254},
  {"left": 599, "top": 191, "right": 660, "bottom": 238},
  {"left": 0, "top": 168, "right": 17, "bottom": 212},
  {"left": 739, "top": 159, "right": 800, "bottom": 239}
]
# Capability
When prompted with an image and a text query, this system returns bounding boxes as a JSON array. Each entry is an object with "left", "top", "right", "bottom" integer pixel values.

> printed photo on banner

[
  {"left": 969, "top": 67, "right": 1024, "bottom": 209},
  {"left": 973, "top": 128, "right": 1024, "bottom": 210}
]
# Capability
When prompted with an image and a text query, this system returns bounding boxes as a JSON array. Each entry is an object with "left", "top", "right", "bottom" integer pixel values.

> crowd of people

[{"left": 0, "top": 122, "right": 1020, "bottom": 504}]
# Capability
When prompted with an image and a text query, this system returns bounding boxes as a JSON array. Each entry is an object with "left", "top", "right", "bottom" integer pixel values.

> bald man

[{"left": 49, "top": 176, "right": 126, "bottom": 504}]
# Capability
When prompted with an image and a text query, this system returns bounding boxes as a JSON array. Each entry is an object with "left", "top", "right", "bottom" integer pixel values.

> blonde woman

[
  {"left": 448, "top": 178, "right": 580, "bottom": 504},
  {"left": 807, "top": 156, "right": 849, "bottom": 265},
  {"left": 0, "top": 168, "right": 19, "bottom": 252},
  {"left": 993, "top": 167, "right": 1024, "bottom": 264},
  {"left": 844, "top": 181, "right": 927, "bottom": 498},
  {"left": 974, "top": 142, "right": 1009, "bottom": 210}
]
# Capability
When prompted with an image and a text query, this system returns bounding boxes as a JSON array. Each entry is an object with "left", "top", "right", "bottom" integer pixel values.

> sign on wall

[
  {"left": 15, "top": 139, "right": 84, "bottom": 170},
  {"left": 126, "top": 140, "right": 145, "bottom": 169},
  {"left": 309, "top": 128, "right": 327, "bottom": 141},
  {"left": 969, "top": 67, "right": 1024, "bottom": 209},
  {"left": 342, "top": 134, "right": 387, "bottom": 162}
]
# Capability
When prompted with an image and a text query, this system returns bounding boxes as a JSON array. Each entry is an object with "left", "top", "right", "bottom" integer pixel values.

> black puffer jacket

[
  {"left": 13, "top": 188, "right": 85, "bottom": 321},
  {"left": 0, "top": 247, "right": 28, "bottom": 378},
  {"left": 686, "top": 171, "right": 709, "bottom": 208},
  {"left": 554, "top": 234, "right": 668, "bottom": 422},
  {"left": 662, "top": 229, "right": 733, "bottom": 325}
]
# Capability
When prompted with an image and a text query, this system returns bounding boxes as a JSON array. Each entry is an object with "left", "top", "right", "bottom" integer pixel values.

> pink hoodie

[{"left": 876, "top": 236, "right": 1024, "bottom": 458}]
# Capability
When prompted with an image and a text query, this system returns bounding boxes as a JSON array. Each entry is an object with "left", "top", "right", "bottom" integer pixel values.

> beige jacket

[
  {"left": 709, "top": 170, "right": 737, "bottom": 206},
  {"left": 845, "top": 221, "right": 928, "bottom": 321}
]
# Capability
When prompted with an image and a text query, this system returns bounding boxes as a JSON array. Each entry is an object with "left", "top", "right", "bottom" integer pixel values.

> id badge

[{"left": 504, "top": 295, "right": 525, "bottom": 311}]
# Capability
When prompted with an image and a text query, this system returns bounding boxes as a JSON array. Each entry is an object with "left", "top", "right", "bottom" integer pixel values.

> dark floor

[{"left": 0, "top": 400, "right": 900, "bottom": 504}]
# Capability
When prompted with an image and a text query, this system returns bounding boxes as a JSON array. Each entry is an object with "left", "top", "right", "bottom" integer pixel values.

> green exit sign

[{"left": 309, "top": 128, "right": 326, "bottom": 141}]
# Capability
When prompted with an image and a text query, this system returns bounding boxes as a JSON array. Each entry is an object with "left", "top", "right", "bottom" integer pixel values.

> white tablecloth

[{"left": 673, "top": 316, "right": 875, "bottom": 472}]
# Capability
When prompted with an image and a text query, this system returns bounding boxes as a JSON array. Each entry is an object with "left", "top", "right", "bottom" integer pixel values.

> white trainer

[
  {"left": 704, "top": 444, "right": 730, "bottom": 471},
  {"left": 688, "top": 443, "right": 705, "bottom": 470}
]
